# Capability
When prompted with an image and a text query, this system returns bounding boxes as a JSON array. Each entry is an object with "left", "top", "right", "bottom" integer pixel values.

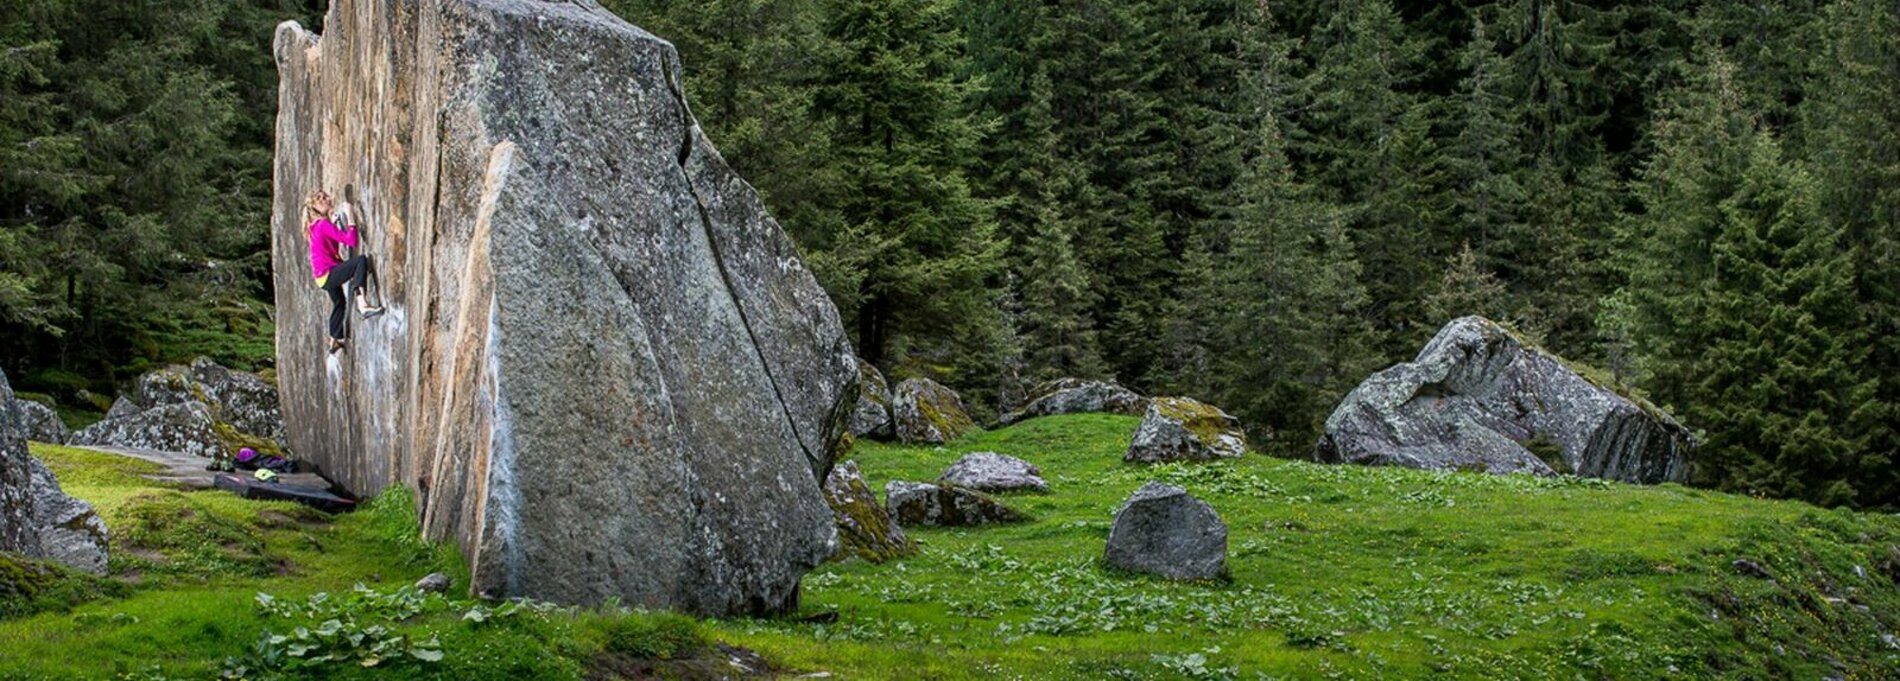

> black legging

[{"left": 321, "top": 255, "right": 373, "bottom": 340}]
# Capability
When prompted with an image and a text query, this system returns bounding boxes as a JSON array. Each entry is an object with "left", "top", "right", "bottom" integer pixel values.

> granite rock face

[
  {"left": 849, "top": 359, "right": 893, "bottom": 440},
  {"left": 1104, "top": 482, "right": 1225, "bottom": 580},
  {"left": 938, "top": 452, "right": 1047, "bottom": 493},
  {"left": 0, "top": 369, "right": 109, "bottom": 574},
  {"left": 1316, "top": 316, "right": 1692, "bottom": 483},
  {"left": 1124, "top": 397, "right": 1248, "bottom": 463},
  {"left": 891, "top": 378, "right": 975, "bottom": 444},
  {"left": 999, "top": 379, "right": 1148, "bottom": 426},
  {"left": 71, "top": 402, "right": 224, "bottom": 458},
  {"left": 269, "top": 0, "right": 856, "bottom": 615},
  {"left": 822, "top": 460, "right": 913, "bottom": 562},
  {"left": 19, "top": 400, "right": 68, "bottom": 444},
  {"left": 104, "top": 396, "right": 140, "bottom": 421},
  {"left": 885, "top": 481, "right": 1026, "bottom": 527}
]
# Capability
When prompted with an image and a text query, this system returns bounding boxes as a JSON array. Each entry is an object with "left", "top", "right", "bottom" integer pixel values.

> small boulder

[
  {"left": 19, "top": 400, "right": 68, "bottom": 444},
  {"left": 1124, "top": 397, "right": 1247, "bottom": 463},
  {"left": 849, "top": 359, "right": 894, "bottom": 440},
  {"left": 999, "top": 379, "right": 1148, "bottom": 426},
  {"left": 890, "top": 378, "right": 975, "bottom": 445},
  {"left": 1315, "top": 316, "right": 1692, "bottom": 483},
  {"left": 885, "top": 481, "right": 1027, "bottom": 527},
  {"left": 1104, "top": 482, "right": 1226, "bottom": 580},
  {"left": 71, "top": 401, "right": 224, "bottom": 458},
  {"left": 415, "top": 572, "right": 452, "bottom": 593},
  {"left": 938, "top": 452, "right": 1048, "bottom": 493},
  {"left": 822, "top": 460, "right": 914, "bottom": 562}
]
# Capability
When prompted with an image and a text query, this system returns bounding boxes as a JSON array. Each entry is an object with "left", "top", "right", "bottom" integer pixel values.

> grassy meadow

[{"left": 4, "top": 415, "right": 1899, "bottom": 679}]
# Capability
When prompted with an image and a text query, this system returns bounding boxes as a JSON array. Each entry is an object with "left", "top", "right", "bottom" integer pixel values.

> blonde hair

[{"left": 304, "top": 189, "right": 334, "bottom": 242}]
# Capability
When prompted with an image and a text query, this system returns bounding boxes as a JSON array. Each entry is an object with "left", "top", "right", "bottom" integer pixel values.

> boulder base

[
  {"left": 885, "top": 481, "right": 1027, "bottom": 527},
  {"left": 891, "top": 378, "right": 975, "bottom": 444},
  {"left": 1000, "top": 379, "right": 1147, "bottom": 426},
  {"left": 0, "top": 369, "right": 109, "bottom": 574},
  {"left": 268, "top": 0, "right": 856, "bottom": 615},
  {"left": 1316, "top": 316, "right": 1691, "bottom": 483},
  {"left": 1104, "top": 482, "right": 1226, "bottom": 580},
  {"left": 1124, "top": 397, "right": 1247, "bottom": 463},
  {"left": 938, "top": 452, "right": 1047, "bottom": 493},
  {"left": 822, "top": 460, "right": 914, "bottom": 562}
]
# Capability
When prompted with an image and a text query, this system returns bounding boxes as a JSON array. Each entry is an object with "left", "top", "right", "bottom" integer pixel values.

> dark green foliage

[{"left": 599, "top": 610, "right": 706, "bottom": 660}]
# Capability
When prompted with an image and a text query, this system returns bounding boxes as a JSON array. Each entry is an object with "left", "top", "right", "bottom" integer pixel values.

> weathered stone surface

[
  {"left": 1315, "top": 316, "right": 1692, "bottom": 483},
  {"left": 104, "top": 396, "right": 140, "bottom": 421},
  {"left": 885, "top": 481, "right": 1027, "bottom": 527},
  {"left": 269, "top": 0, "right": 855, "bottom": 615},
  {"left": 1104, "top": 482, "right": 1226, "bottom": 580},
  {"left": 18, "top": 400, "right": 68, "bottom": 444},
  {"left": 71, "top": 402, "right": 224, "bottom": 459},
  {"left": 850, "top": 359, "right": 893, "bottom": 440},
  {"left": 891, "top": 378, "right": 975, "bottom": 444},
  {"left": 1124, "top": 397, "right": 1247, "bottom": 463},
  {"left": 938, "top": 452, "right": 1047, "bottom": 493},
  {"left": 0, "top": 369, "right": 109, "bottom": 574},
  {"left": 822, "top": 460, "right": 913, "bottom": 562},
  {"left": 999, "top": 379, "right": 1148, "bottom": 426},
  {"left": 416, "top": 572, "right": 452, "bottom": 593}
]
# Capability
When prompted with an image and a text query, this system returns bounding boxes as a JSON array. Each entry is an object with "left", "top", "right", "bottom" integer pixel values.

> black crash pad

[{"left": 213, "top": 473, "right": 357, "bottom": 513}]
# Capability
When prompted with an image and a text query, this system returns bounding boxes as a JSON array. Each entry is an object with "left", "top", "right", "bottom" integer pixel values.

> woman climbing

[{"left": 305, "top": 189, "right": 384, "bottom": 353}]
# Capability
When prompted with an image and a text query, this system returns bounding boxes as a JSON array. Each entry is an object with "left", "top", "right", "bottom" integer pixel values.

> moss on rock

[{"left": 0, "top": 552, "right": 127, "bottom": 620}]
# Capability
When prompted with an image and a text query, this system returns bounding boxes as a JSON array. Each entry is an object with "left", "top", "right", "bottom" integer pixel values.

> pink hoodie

[{"left": 308, "top": 218, "right": 358, "bottom": 280}]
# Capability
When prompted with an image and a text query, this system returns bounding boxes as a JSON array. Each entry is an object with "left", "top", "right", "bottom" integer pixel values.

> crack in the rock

[{"left": 658, "top": 46, "right": 824, "bottom": 478}]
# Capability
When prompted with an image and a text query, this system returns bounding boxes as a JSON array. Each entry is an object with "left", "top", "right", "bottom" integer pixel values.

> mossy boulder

[
  {"left": 1316, "top": 316, "right": 1692, "bottom": 483},
  {"left": 885, "top": 481, "right": 1027, "bottom": 527},
  {"left": 71, "top": 402, "right": 224, "bottom": 458},
  {"left": 850, "top": 359, "right": 894, "bottom": 440},
  {"left": 1124, "top": 397, "right": 1247, "bottom": 463},
  {"left": 0, "top": 552, "right": 128, "bottom": 620},
  {"left": 890, "top": 378, "right": 975, "bottom": 445},
  {"left": 69, "top": 358, "right": 287, "bottom": 459},
  {"left": 822, "top": 460, "right": 915, "bottom": 562},
  {"left": 998, "top": 379, "right": 1148, "bottom": 426}
]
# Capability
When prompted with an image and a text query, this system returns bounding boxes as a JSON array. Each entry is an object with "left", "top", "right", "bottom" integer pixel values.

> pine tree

[
  {"left": 1423, "top": 243, "right": 1512, "bottom": 327},
  {"left": 808, "top": 0, "right": 1004, "bottom": 375},
  {"left": 1801, "top": 0, "right": 1900, "bottom": 507},
  {"left": 1004, "top": 69, "right": 1106, "bottom": 385}
]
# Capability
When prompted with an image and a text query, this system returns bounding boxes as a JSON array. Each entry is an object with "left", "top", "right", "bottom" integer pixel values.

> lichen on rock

[
  {"left": 822, "top": 460, "right": 914, "bottom": 563},
  {"left": 1124, "top": 397, "right": 1247, "bottom": 463},
  {"left": 998, "top": 378, "right": 1147, "bottom": 427},
  {"left": 890, "top": 378, "right": 975, "bottom": 445}
]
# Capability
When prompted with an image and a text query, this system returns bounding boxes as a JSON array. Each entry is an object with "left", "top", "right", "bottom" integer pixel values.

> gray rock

[
  {"left": 104, "top": 396, "right": 140, "bottom": 421},
  {"left": 1124, "top": 397, "right": 1247, "bottom": 463},
  {"left": 850, "top": 359, "right": 893, "bottom": 440},
  {"left": 1104, "top": 482, "right": 1226, "bottom": 581},
  {"left": 71, "top": 401, "right": 224, "bottom": 459},
  {"left": 19, "top": 400, "right": 68, "bottom": 444},
  {"left": 268, "top": 0, "right": 854, "bottom": 616},
  {"left": 416, "top": 572, "right": 452, "bottom": 593},
  {"left": 1315, "top": 316, "right": 1692, "bottom": 483},
  {"left": 938, "top": 452, "right": 1047, "bottom": 493},
  {"left": 120, "top": 359, "right": 286, "bottom": 451},
  {"left": 891, "top": 378, "right": 975, "bottom": 444},
  {"left": 822, "top": 460, "right": 913, "bottom": 562},
  {"left": 999, "top": 379, "right": 1148, "bottom": 426},
  {"left": 0, "top": 369, "right": 109, "bottom": 574},
  {"left": 885, "top": 481, "right": 1027, "bottom": 527}
]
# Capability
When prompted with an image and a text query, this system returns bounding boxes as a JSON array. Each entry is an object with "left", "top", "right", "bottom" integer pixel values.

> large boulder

[
  {"left": 116, "top": 358, "right": 287, "bottom": 453},
  {"left": 268, "top": 0, "right": 856, "bottom": 616},
  {"left": 1316, "top": 316, "right": 1692, "bottom": 483},
  {"left": 70, "top": 402, "right": 224, "bottom": 459},
  {"left": 938, "top": 451, "right": 1047, "bottom": 493},
  {"left": 999, "top": 379, "right": 1148, "bottom": 426},
  {"left": 821, "top": 460, "right": 914, "bottom": 562},
  {"left": 18, "top": 400, "right": 68, "bottom": 444},
  {"left": 0, "top": 369, "right": 109, "bottom": 574},
  {"left": 849, "top": 359, "right": 893, "bottom": 440},
  {"left": 1124, "top": 397, "right": 1248, "bottom": 463},
  {"left": 891, "top": 378, "right": 975, "bottom": 444},
  {"left": 1104, "top": 482, "right": 1226, "bottom": 581},
  {"left": 885, "top": 481, "right": 1027, "bottom": 527},
  {"left": 104, "top": 396, "right": 140, "bottom": 421}
]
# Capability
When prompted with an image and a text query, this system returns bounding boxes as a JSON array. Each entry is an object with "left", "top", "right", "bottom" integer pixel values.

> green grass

[
  {"left": 711, "top": 414, "right": 1900, "bottom": 680},
  {"left": 7, "top": 418, "right": 1900, "bottom": 679}
]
